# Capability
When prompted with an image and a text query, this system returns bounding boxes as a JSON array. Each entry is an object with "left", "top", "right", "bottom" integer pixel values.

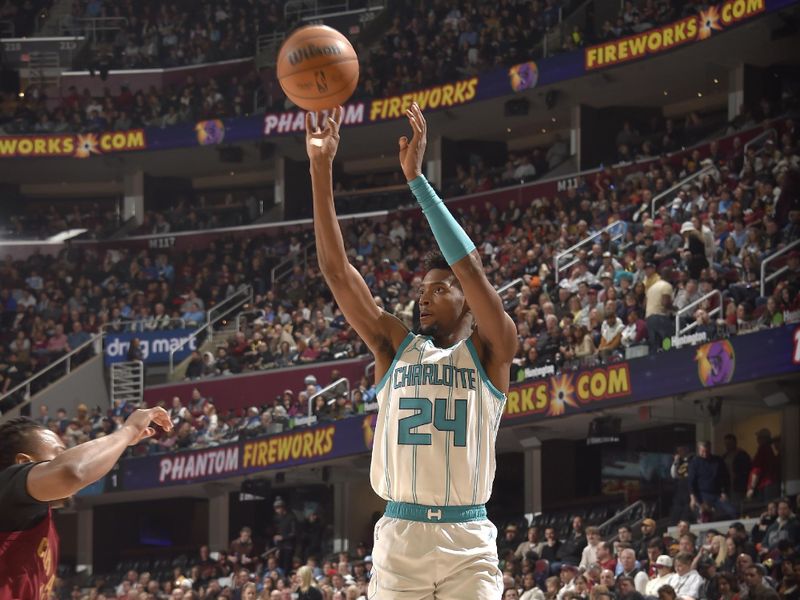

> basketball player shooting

[
  {"left": 0, "top": 408, "right": 172, "bottom": 600},
  {"left": 306, "top": 103, "right": 517, "bottom": 599}
]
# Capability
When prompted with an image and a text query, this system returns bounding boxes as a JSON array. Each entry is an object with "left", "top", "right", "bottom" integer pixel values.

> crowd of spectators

[
  {"left": 0, "top": 199, "right": 123, "bottom": 240},
  {"left": 2, "top": 115, "right": 799, "bottom": 413},
  {"left": 31, "top": 363, "right": 377, "bottom": 456},
  {"left": 0, "top": 0, "right": 51, "bottom": 36},
  {"left": 49, "top": 438, "right": 799, "bottom": 600}
]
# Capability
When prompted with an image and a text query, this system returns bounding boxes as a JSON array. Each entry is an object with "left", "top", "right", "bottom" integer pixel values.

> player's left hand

[
  {"left": 399, "top": 102, "right": 427, "bottom": 182},
  {"left": 306, "top": 106, "right": 342, "bottom": 165}
]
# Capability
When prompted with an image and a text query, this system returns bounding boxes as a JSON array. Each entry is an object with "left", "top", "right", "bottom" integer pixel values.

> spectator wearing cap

[
  {"left": 670, "top": 553, "right": 704, "bottom": 600},
  {"left": 271, "top": 497, "right": 297, "bottom": 574},
  {"left": 637, "top": 519, "right": 660, "bottom": 561},
  {"left": 646, "top": 556, "right": 676, "bottom": 597},
  {"left": 746, "top": 429, "right": 781, "bottom": 501},
  {"left": 557, "top": 564, "right": 579, "bottom": 600},
  {"left": 304, "top": 374, "right": 321, "bottom": 393}
]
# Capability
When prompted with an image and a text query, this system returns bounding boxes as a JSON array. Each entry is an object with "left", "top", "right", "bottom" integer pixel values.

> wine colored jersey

[{"left": 0, "top": 463, "right": 59, "bottom": 600}]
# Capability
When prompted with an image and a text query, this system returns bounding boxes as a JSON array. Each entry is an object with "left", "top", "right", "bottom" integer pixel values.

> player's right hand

[
  {"left": 306, "top": 106, "right": 342, "bottom": 165},
  {"left": 121, "top": 407, "right": 173, "bottom": 446}
]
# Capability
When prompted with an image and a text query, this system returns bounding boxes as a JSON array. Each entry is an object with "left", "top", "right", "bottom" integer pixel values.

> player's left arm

[{"left": 400, "top": 104, "right": 518, "bottom": 378}]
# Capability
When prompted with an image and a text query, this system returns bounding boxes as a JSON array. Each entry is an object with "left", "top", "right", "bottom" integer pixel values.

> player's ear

[{"left": 15, "top": 451, "right": 35, "bottom": 464}]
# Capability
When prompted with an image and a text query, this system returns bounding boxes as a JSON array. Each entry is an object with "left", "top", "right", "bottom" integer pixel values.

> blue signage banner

[
  {"left": 119, "top": 414, "right": 377, "bottom": 490},
  {"left": 114, "top": 326, "right": 800, "bottom": 492},
  {"left": 103, "top": 329, "right": 197, "bottom": 365}
]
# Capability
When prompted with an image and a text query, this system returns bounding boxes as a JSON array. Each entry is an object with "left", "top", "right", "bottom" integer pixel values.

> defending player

[
  {"left": 0, "top": 408, "right": 172, "bottom": 600},
  {"left": 306, "top": 103, "right": 517, "bottom": 599}
]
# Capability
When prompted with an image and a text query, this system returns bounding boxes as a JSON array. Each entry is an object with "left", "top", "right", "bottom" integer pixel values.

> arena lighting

[
  {"left": 47, "top": 228, "right": 87, "bottom": 242},
  {"left": 586, "top": 416, "right": 621, "bottom": 445}
]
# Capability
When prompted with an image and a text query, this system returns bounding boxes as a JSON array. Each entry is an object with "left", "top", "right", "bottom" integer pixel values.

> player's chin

[{"left": 50, "top": 496, "right": 74, "bottom": 509}]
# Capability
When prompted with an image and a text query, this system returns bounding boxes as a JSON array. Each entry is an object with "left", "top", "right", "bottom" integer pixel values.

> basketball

[{"left": 276, "top": 25, "right": 359, "bottom": 112}]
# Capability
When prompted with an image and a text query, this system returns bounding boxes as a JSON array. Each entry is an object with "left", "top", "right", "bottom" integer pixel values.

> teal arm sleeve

[{"left": 408, "top": 175, "right": 476, "bottom": 265}]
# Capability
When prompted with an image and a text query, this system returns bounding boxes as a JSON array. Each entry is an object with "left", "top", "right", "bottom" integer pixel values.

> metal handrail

[
  {"left": 271, "top": 241, "right": 315, "bottom": 286},
  {"left": 744, "top": 128, "right": 777, "bottom": 155},
  {"left": 597, "top": 500, "right": 645, "bottom": 536},
  {"left": 0, "top": 332, "right": 102, "bottom": 418},
  {"left": 59, "top": 16, "right": 127, "bottom": 38},
  {"left": 637, "top": 164, "right": 716, "bottom": 222},
  {"left": 168, "top": 285, "right": 253, "bottom": 373},
  {"left": 308, "top": 377, "right": 350, "bottom": 417},
  {"left": 497, "top": 278, "right": 524, "bottom": 295},
  {"left": 554, "top": 220, "right": 626, "bottom": 284},
  {"left": 285, "top": 0, "right": 348, "bottom": 21},
  {"left": 110, "top": 360, "right": 144, "bottom": 406},
  {"left": 761, "top": 238, "right": 800, "bottom": 297},
  {"left": 102, "top": 317, "right": 186, "bottom": 333},
  {"left": 675, "top": 289, "right": 723, "bottom": 335}
]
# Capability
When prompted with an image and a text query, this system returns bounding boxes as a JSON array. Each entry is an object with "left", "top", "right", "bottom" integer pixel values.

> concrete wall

[{"left": 32, "top": 354, "right": 109, "bottom": 415}]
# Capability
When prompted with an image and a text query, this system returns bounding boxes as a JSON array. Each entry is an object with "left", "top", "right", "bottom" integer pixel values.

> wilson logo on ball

[{"left": 287, "top": 43, "right": 342, "bottom": 66}]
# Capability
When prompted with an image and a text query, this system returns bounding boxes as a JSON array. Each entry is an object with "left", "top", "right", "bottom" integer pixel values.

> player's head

[
  {"left": 0, "top": 416, "right": 65, "bottom": 470},
  {"left": 418, "top": 251, "right": 471, "bottom": 336}
]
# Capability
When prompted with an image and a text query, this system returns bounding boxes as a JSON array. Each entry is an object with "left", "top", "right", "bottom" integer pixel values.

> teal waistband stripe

[{"left": 384, "top": 501, "right": 487, "bottom": 523}]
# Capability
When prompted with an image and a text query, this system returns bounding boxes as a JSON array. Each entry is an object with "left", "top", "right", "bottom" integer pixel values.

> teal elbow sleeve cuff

[{"left": 408, "top": 175, "right": 475, "bottom": 265}]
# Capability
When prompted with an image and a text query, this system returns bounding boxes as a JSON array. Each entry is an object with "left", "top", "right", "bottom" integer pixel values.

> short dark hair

[
  {"left": 423, "top": 250, "right": 451, "bottom": 273},
  {"left": 0, "top": 417, "right": 46, "bottom": 469}
]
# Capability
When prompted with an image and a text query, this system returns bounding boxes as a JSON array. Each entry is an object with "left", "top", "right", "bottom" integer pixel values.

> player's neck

[{"left": 429, "top": 323, "right": 473, "bottom": 349}]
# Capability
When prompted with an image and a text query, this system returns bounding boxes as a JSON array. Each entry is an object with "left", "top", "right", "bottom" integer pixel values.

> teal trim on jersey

[
  {"left": 385, "top": 501, "right": 487, "bottom": 523},
  {"left": 375, "top": 331, "right": 415, "bottom": 395},
  {"left": 465, "top": 338, "right": 506, "bottom": 401}
]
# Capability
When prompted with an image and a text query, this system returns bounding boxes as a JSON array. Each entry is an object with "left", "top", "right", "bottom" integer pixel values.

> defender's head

[
  {"left": 0, "top": 416, "right": 65, "bottom": 470},
  {"left": 417, "top": 251, "right": 471, "bottom": 337}
]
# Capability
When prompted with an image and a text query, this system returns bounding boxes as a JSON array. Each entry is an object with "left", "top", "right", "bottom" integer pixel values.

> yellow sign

[
  {"left": 369, "top": 78, "right": 478, "bottom": 121},
  {"left": 241, "top": 426, "right": 335, "bottom": 468},
  {"left": 504, "top": 363, "right": 632, "bottom": 419},
  {"left": 585, "top": 0, "right": 765, "bottom": 70},
  {"left": 0, "top": 129, "right": 146, "bottom": 158}
]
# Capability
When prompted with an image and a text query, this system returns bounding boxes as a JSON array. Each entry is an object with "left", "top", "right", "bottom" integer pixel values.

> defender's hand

[
  {"left": 306, "top": 106, "right": 342, "bottom": 165},
  {"left": 399, "top": 102, "right": 427, "bottom": 182},
  {"left": 121, "top": 407, "right": 172, "bottom": 446}
]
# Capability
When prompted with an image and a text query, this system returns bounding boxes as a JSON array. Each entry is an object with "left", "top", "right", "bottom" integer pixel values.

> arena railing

[
  {"left": 271, "top": 241, "right": 316, "bottom": 286},
  {"left": 597, "top": 499, "right": 646, "bottom": 537},
  {"left": 167, "top": 285, "right": 253, "bottom": 374},
  {"left": 101, "top": 317, "right": 186, "bottom": 334},
  {"left": 634, "top": 164, "right": 717, "bottom": 223},
  {"left": 761, "top": 238, "right": 800, "bottom": 297},
  {"left": 554, "top": 220, "right": 626, "bottom": 284},
  {"left": 744, "top": 128, "right": 778, "bottom": 155},
  {"left": 674, "top": 289, "right": 723, "bottom": 336},
  {"left": 58, "top": 16, "right": 127, "bottom": 39},
  {"left": 0, "top": 332, "right": 103, "bottom": 420}
]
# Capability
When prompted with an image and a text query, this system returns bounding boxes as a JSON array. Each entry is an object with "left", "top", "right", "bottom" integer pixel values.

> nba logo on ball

[{"left": 277, "top": 25, "right": 359, "bottom": 111}]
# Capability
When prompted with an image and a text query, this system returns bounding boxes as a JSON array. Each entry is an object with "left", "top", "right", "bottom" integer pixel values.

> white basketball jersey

[{"left": 370, "top": 333, "right": 506, "bottom": 507}]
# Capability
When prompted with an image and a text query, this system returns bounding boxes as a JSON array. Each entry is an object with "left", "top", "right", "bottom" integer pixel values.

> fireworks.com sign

[{"left": 104, "top": 330, "right": 197, "bottom": 365}]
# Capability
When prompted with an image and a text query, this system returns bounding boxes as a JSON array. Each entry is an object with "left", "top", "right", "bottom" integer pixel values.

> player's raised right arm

[
  {"left": 306, "top": 108, "right": 407, "bottom": 358},
  {"left": 26, "top": 407, "right": 172, "bottom": 502}
]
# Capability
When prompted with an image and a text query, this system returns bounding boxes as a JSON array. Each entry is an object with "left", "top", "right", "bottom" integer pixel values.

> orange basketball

[{"left": 276, "top": 25, "right": 359, "bottom": 112}]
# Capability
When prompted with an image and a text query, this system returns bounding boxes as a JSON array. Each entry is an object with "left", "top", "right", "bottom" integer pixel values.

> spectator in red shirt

[{"left": 746, "top": 429, "right": 781, "bottom": 501}]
